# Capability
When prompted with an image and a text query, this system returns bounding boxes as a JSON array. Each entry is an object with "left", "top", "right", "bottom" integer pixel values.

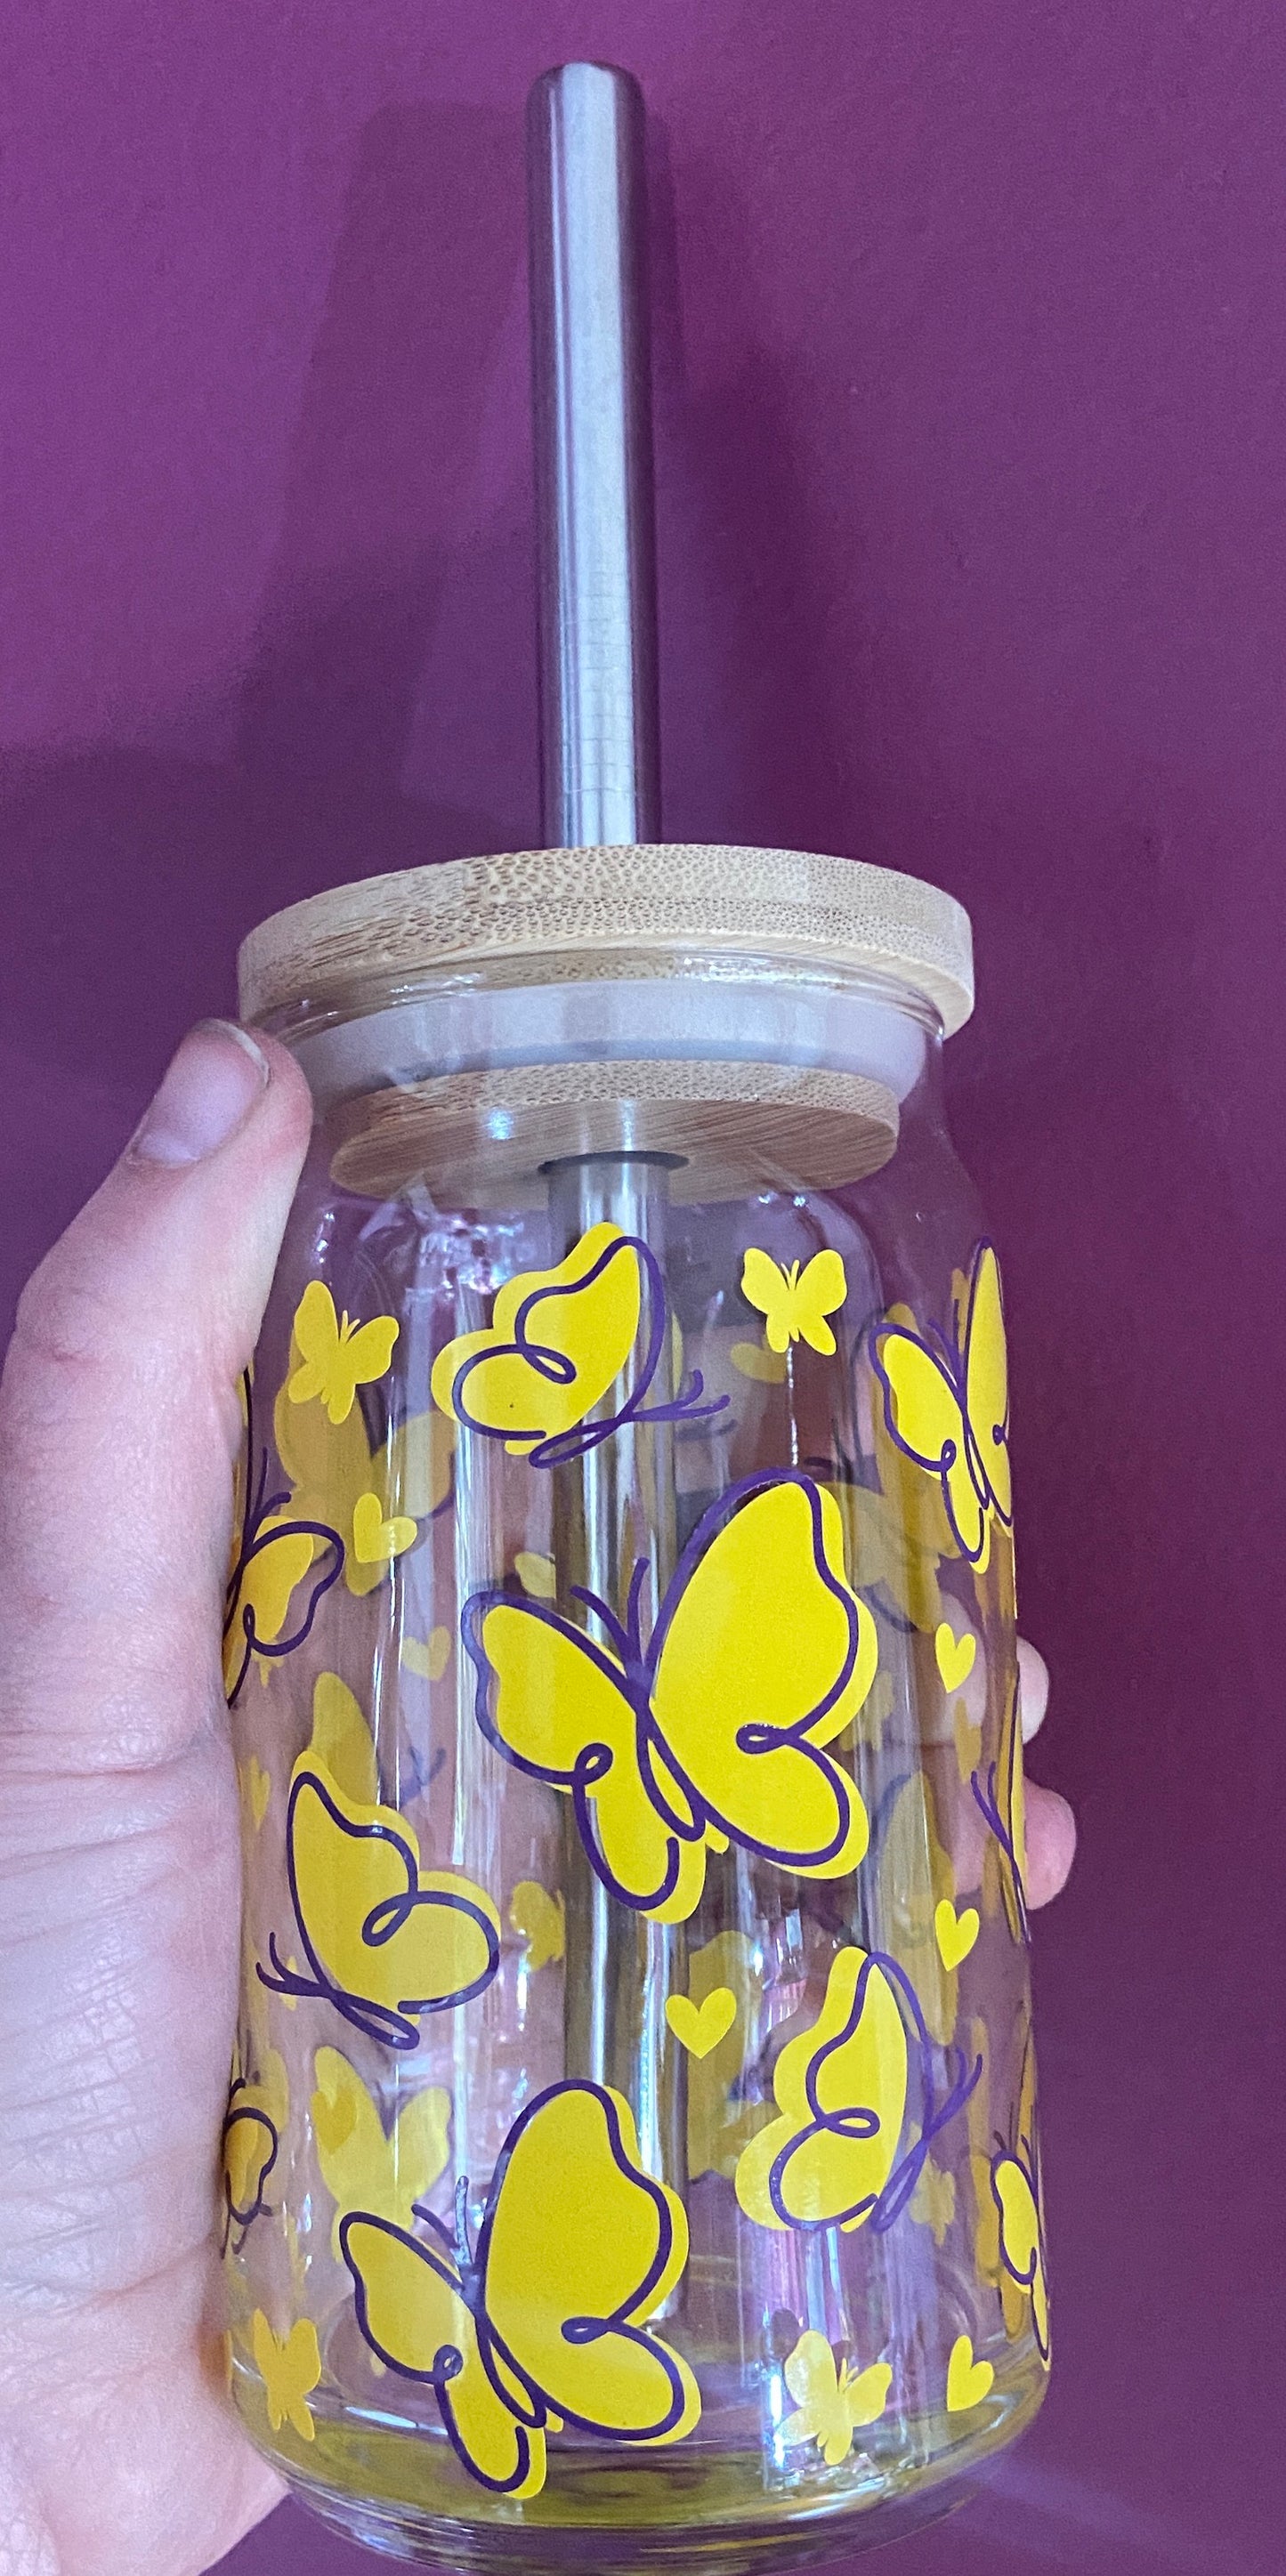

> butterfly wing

[
  {"left": 432, "top": 1224, "right": 643, "bottom": 1453},
  {"left": 870, "top": 1320, "right": 984, "bottom": 1563},
  {"left": 463, "top": 1596, "right": 706, "bottom": 1921},
  {"left": 340, "top": 2215, "right": 543, "bottom": 2497},
  {"left": 780, "top": 2330, "right": 846, "bottom": 2461},
  {"left": 650, "top": 1476, "right": 873, "bottom": 1878},
  {"left": 962, "top": 1245, "right": 1012, "bottom": 1523},
  {"left": 285, "top": 1763, "right": 499, "bottom": 2039},
  {"left": 287, "top": 1281, "right": 342, "bottom": 1414},
  {"left": 796, "top": 1249, "right": 848, "bottom": 1355},
  {"left": 481, "top": 2081, "right": 700, "bottom": 2447},
  {"left": 740, "top": 1248, "right": 793, "bottom": 1353},
  {"left": 735, "top": 1946, "right": 908, "bottom": 2233}
]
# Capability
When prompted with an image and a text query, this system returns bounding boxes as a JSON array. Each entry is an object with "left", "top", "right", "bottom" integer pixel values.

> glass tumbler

[{"left": 219, "top": 844, "right": 1050, "bottom": 2572}]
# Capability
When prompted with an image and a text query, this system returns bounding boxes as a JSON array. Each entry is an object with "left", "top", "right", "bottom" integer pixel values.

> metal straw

[
  {"left": 526, "top": 65, "right": 683, "bottom": 2200},
  {"left": 527, "top": 62, "right": 661, "bottom": 846}
]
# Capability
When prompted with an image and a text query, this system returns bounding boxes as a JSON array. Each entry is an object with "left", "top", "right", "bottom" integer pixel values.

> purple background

[{"left": 2, "top": 6, "right": 1279, "bottom": 2573}]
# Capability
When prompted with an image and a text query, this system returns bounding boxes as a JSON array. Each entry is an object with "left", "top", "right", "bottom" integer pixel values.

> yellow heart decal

[
  {"left": 400, "top": 1627, "right": 452, "bottom": 1683},
  {"left": 946, "top": 2334, "right": 994, "bottom": 2413},
  {"left": 934, "top": 1898, "right": 980, "bottom": 1971},
  {"left": 934, "top": 1622, "right": 976, "bottom": 1693},
  {"left": 666, "top": 1987, "right": 738, "bottom": 2059},
  {"left": 352, "top": 1490, "right": 417, "bottom": 1565}
]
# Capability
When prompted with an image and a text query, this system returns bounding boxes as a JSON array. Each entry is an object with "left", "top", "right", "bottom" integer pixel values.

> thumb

[{"left": 0, "top": 1020, "right": 313, "bottom": 1773}]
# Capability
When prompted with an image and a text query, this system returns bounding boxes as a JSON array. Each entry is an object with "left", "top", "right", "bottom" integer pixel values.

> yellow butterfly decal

[
  {"left": 740, "top": 1247, "right": 848, "bottom": 1357},
  {"left": 432, "top": 1222, "right": 724, "bottom": 1469},
  {"left": 221, "top": 2023, "right": 289, "bottom": 2255},
  {"left": 250, "top": 2310, "right": 321, "bottom": 2442},
  {"left": 311, "top": 2047, "right": 450, "bottom": 2258},
  {"left": 990, "top": 2026, "right": 1049, "bottom": 2363},
  {"left": 734, "top": 1943, "right": 981, "bottom": 2235},
  {"left": 974, "top": 1674, "right": 1028, "bottom": 1942},
  {"left": 869, "top": 1241, "right": 1012, "bottom": 1566},
  {"left": 340, "top": 2079, "right": 700, "bottom": 2499},
  {"left": 258, "top": 1674, "right": 501, "bottom": 2047},
  {"left": 223, "top": 1369, "right": 344, "bottom": 1704},
  {"left": 273, "top": 1367, "right": 453, "bottom": 1602},
  {"left": 463, "top": 1472, "right": 876, "bottom": 1926},
  {"left": 287, "top": 1280, "right": 400, "bottom": 1425},
  {"left": 780, "top": 2330, "right": 892, "bottom": 2466},
  {"left": 509, "top": 1879, "right": 565, "bottom": 1971}
]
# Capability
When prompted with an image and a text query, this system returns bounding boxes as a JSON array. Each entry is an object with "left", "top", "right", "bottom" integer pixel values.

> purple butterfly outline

[
  {"left": 219, "top": 2071, "right": 279, "bottom": 2256},
  {"left": 223, "top": 1367, "right": 344, "bottom": 1706},
  {"left": 970, "top": 1673, "right": 1030, "bottom": 1944},
  {"left": 256, "top": 1766, "right": 501, "bottom": 2048},
  {"left": 989, "top": 2031, "right": 1049, "bottom": 2359},
  {"left": 445, "top": 1230, "right": 728, "bottom": 1470},
  {"left": 338, "top": 2079, "right": 692, "bottom": 2496},
  {"left": 461, "top": 1470, "right": 867, "bottom": 1917},
  {"left": 763, "top": 1948, "right": 983, "bottom": 2236},
  {"left": 868, "top": 1239, "right": 1012, "bottom": 1567}
]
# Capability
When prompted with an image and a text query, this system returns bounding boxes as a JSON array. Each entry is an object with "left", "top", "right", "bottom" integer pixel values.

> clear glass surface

[{"left": 219, "top": 956, "right": 1049, "bottom": 2572}]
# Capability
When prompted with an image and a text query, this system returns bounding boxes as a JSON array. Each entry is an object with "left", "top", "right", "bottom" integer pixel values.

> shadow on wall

[{"left": 0, "top": 102, "right": 536, "bottom": 1328}]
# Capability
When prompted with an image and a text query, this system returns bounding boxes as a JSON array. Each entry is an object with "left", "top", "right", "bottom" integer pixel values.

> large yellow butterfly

[
  {"left": 990, "top": 2025, "right": 1049, "bottom": 2363},
  {"left": 223, "top": 1369, "right": 343, "bottom": 1704},
  {"left": 734, "top": 1943, "right": 980, "bottom": 2236},
  {"left": 340, "top": 2079, "right": 700, "bottom": 2499},
  {"left": 258, "top": 1675, "right": 500, "bottom": 2047},
  {"left": 432, "top": 1222, "right": 724, "bottom": 1469},
  {"left": 869, "top": 1241, "right": 1012, "bottom": 1566},
  {"left": 462, "top": 1473, "right": 877, "bottom": 1926},
  {"left": 740, "top": 1247, "right": 848, "bottom": 1356},
  {"left": 287, "top": 1280, "right": 400, "bottom": 1425}
]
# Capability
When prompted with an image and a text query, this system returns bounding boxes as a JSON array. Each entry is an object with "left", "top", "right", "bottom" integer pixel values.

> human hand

[{"left": 0, "top": 1019, "right": 1076, "bottom": 2576}]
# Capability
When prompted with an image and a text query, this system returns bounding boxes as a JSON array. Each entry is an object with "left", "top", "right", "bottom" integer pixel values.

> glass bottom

[{"left": 235, "top": 2365, "right": 1047, "bottom": 2575}]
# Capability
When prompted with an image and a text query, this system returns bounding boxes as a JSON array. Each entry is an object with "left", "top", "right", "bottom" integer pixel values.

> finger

[
  {"left": 1023, "top": 1781, "right": 1077, "bottom": 1908},
  {"left": 1017, "top": 1636, "right": 1049, "bottom": 1741},
  {"left": 0, "top": 1020, "right": 311, "bottom": 1773}
]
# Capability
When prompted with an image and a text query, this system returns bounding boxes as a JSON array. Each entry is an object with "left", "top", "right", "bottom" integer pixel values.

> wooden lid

[{"left": 239, "top": 844, "right": 974, "bottom": 1035}]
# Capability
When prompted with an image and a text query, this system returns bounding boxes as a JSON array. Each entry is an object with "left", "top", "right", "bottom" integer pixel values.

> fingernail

[{"left": 131, "top": 1021, "right": 270, "bottom": 1167}]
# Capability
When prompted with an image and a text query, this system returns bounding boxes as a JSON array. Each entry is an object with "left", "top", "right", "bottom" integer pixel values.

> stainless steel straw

[{"left": 527, "top": 65, "right": 683, "bottom": 2193}]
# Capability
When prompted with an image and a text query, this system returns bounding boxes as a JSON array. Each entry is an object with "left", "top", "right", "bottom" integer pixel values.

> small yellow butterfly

[
  {"left": 780, "top": 2330, "right": 892, "bottom": 2466},
  {"left": 340, "top": 2079, "right": 700, "bottom": 2499},
  {"left": 740, "top": 1247, "right": 848, "bottom": 1356},
  {"left": 251, "top": 2310, "right": 321, "bottom": 2441},
  {"left": 287, "top": 1280, "right": 400, "bottom": 1426},
  {"left": 509, "top": 1879, "right": 565, "bottom": 1970},
  {"left": 311, "top": 2047, "right": 449, "bottom": 2258}
]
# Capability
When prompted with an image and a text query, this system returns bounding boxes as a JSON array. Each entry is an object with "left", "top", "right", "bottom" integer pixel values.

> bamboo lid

[{"left": 238, "top": 844, "right": 974, "bottom": 1034}]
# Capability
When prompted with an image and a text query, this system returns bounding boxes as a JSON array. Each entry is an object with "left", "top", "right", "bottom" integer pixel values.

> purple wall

[{"left": 3, "top": 7, "right": 1279, "bottom": 2572}]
